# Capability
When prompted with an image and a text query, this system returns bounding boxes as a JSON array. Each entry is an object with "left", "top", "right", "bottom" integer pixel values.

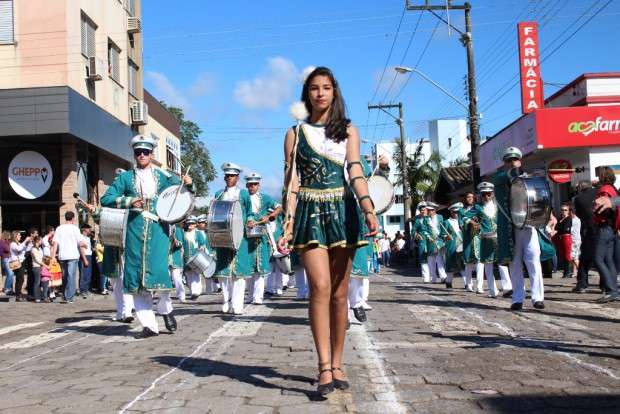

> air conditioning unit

[
  {"left": 130, "top": 100, "right": 149, "bottom": 125},
  {"left": 87, "top": 56, "right": 105, "bottom": 81},
  {"left": 127, "top": 17, "right": 141, "bottom": 34}
]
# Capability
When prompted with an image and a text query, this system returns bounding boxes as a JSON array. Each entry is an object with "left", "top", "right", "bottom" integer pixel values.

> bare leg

[
  {"left": 301, "top": 247, "right": 333, "bottom": 385},
  {"left": 329, "top": 247, "right": 355, "bottom": 380}
]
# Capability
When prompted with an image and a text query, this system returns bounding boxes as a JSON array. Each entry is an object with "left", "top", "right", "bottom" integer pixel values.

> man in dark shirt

[{"left": 572, "top": 181, "right": 598, "bottom": 292}]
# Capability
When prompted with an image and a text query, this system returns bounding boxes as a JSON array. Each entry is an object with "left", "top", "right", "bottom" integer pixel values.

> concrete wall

[{"left": 428, "top": 119, "right": 469, "bottom": 167}]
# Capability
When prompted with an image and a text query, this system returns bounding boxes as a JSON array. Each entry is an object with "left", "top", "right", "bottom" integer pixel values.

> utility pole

[
  {"left": 405, "top": 0, "right": 481, "bottom": 187},
  {"left": 367, "top": 102, "right": 412, "bottom": 247}
]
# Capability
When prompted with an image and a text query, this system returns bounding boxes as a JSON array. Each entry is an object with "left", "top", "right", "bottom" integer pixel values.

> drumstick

[{"left": 167, "top": 165, "right": 192, "bottom": 217}]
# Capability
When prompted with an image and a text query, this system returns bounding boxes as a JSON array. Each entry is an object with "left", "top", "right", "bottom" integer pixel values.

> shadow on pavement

[
  {"left": 479, "top": 393, "right": 620, "bottom": 412},
  {"left": 151, "top": 356, "right": 325, "bottom": 401}
]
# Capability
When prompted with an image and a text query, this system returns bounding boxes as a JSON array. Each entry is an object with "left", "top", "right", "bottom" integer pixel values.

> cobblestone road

[{"left": 1, "top": 267, "right": 619, "bottom": 413}]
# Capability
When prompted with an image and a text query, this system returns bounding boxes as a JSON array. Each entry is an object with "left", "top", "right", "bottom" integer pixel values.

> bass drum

[
  {"left": 207, "top": 200, "right": 244, "bottom": 250},
  {"left": 510, "top": 176, "right": 551, "bottom": 229},
  {"left": 99, "top": 207, "right": 128, "bottom": 248},
  {"left": 367, "top": 175, "right": 394, "bottom": 215}
]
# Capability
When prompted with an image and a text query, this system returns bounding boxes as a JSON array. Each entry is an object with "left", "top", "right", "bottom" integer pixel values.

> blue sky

[{"left": 142, "top": 0, "right": 620, "bottom": 196}]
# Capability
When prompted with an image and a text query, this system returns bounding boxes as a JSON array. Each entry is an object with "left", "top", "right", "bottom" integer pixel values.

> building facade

[
  {"left": 144, "top": 90, "right": 181, "bottom": 176},
  {"left": 0, "top": 0, "right": 146, "bottom": 231},
  {"left": 428, "top": 118, "right": 469, "bottom": 167},
  {"left": 372, "top": 139, "right": 432, "bottom": 237}
]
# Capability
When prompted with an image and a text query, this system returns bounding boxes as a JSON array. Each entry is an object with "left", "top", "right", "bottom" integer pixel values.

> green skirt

[{"left": 290, "top": 196, "right": 368, "bottom": 250}]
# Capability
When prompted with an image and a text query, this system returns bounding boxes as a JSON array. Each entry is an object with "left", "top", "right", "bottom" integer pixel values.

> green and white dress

[
  {"left": 462, "top": 202, "right": 498, "bottom": 264},
  {"left": 459, "top": 205, "right": 481, "bottom": 264},
  {"left": 100, "top": 167, "right": 187, "bottom": 293},
  {"left": 289, "top": 123, "right": 368, "bottom": 251}
]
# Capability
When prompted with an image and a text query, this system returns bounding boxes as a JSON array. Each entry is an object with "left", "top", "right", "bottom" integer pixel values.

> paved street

[{"left": 1, "top": 267, "right": 620, "bottom": 413}]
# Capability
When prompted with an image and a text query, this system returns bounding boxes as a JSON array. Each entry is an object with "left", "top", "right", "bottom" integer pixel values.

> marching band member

[
  {"left": 213, "top": 162, "right": 253, "bottom": 315},
  {"left": 426, "top": 203, "right": 448, "bottom": 284},
  {"left": 495, "top": 147, "right": 555, "bottom": 310},
  {"left": 459, "top": 191, "right": 483, "bottom": 292},
  {"left": 196, "top": 214, "right": 219, "bottom": 294},
  {"left": 413, "top": 202, "right": 431, "bottom": 283},
  {"left": 182, "top": 215, "right": 207, "bottom": 300},
  {"left": 169, "top": 222, "right": 186, "bottom": 302},
  {"left": 462, "top": 183, "right": 502, "bottom": 297},
  {"left": 266, "top": 207, "right": 285, "bottom": 296},
  {"left": 245, "top": 173, "right": 282, "bottom": 305},
  {"left": 442, "top": 202, "right": 464, "bottom": 289},
  {"left": 100, "top": 135, "right": 193, "bottom": 338}
]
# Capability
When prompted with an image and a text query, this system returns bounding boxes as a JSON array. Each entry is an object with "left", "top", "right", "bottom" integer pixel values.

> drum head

[
  {"left": 510, "top": 178, "right": 528, "bottom": 229},
  {"left": 368, "top": 175, "right": 394, "bottom": 214},
  {"left": 231, "top": 201, "right": 244, "bottom": 249},
  {"left": 156, "top": 185, "right": 194, "bottom": 223}
]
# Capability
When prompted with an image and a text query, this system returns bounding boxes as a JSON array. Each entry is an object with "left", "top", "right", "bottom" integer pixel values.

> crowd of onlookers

[{"left": 0, "top": 211, "right": 107, "bottom": 304}]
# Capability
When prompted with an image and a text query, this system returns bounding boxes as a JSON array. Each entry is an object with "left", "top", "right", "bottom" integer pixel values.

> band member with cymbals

[
  {"left": 182, "top": 215, "right": 207, "bottom": 300},
  {"left": 100, "top": 135, "right": 193, "bottom": 338},
  {"left": 459, "top": 191, "right": 482, "bottom": 292},
  {"left": 213, "top": 162, "right": 253, "bottom": 315},
  {"left": 245, "top": 173, "right": 282, "bottom": 305},
  {"left": 495, "top": 147, "right": 555, "bottom": 311},
  {"left": 442, "top": 202, "right": 464, "bottom": 289},
  {"left": 277, "top": 67, "right": 379, "bottom": 395}
]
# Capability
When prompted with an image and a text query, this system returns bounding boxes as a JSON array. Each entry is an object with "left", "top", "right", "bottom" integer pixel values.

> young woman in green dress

[{"left": 278, "top": 67, "right": 378, "bottom": 395}]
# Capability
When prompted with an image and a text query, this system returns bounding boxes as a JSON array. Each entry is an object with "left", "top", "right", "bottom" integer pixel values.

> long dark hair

[{"left": 301, "top": 66, "right": 350, "bottom": 143}]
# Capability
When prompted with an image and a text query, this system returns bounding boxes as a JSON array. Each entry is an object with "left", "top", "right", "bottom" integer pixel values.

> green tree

[
  {"left": 449, "top": 156, "right": 470, "bottom": 167},
  {"left": 161, "top": 104, "right": 216, "bottom": 197},
  {"left": 393, "top": 139, "right": 443, "bottom": 213}
]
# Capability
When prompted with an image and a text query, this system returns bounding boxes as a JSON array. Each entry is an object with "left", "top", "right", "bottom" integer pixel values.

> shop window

[
  {"left": 166, "top": 149, "right": 181, "bottom": 174},
  {"left": 388, "top": 215, "right": 401, "bottom": 224},
  {"left": 108, "top": 40, "right": 121, "bottom": 83},
  {"left": 0, "top": 0, "right": 14, "bottom": 44},
  {"left": 80, "top": 12, "right": 97, "bottom": 57}
]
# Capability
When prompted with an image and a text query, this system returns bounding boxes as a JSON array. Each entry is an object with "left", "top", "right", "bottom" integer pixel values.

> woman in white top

[{"left": 10, "top": 231, "right": 31, "bottom": 301}]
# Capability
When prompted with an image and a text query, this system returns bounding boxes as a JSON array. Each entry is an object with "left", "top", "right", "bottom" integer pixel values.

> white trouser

[
  {"left": 498, "top": 265, "right": 512, "bottom": 291},
  {"left": 510, "top": 227, "right": 544, "bottom": 304},
  {"left": 428, "top": 254, "right": 447, "bottom": 282},
  {"left": 421, "top": 263, "right": 430, "bottom": 283},
  {"left": 464, "top": 262, "right": 482, "bottom": 290},
  {"left": 249, "top": 273, "right": 267, "bottom": 304},
  {"left": 219, "top": 277, "right": 246, "bottom": 313},
  {"left": 111, "top": 276, "right": 134, "bottom": 320},
  {"left": 185, "top": 270, "right": 202, "bottom": 296},
  {"left": 348, "top": 277, "right": 364, "bottom": 309},
  {"left": 170, "top": 268, "right": 185, "bottom": 301},
  {"left": 481, "top": 263, "right": 498, "bottom": 296},
  {"left": 206, "top": 278, "right": 220, "bottom": 293},
  {"left": 133, "top": 291, "right": 172, "bottom": 333},
  {"left": 268, "top": 264, "right": 283, "bottom": 295},
  {"left": 362, "top": 277, "right": 370, "bottom": 303},
  {"left": 282, "top": 272, "right": 290, "bottom": 288},
  {"left": 295, "top": 269, "right": 308, "bottom": 299}
]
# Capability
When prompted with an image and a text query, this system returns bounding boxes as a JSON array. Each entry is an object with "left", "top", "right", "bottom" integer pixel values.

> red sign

[
  {"left": 547, "top": 159, "right": 573, "bottom": 183},
  {"left": 518, "top": 22, "right": 544, "bottom": 114},
  {"left": 536, "top": 105, "right": 620, "bottom": 149}
]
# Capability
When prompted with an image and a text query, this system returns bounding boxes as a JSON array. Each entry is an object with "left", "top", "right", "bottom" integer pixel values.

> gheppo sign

[
  {"left": 517, "top": 22, "right": 544, "bottom": 114},
  {"left": 8, "top": 151, "right": 53, "bottom": 199}
]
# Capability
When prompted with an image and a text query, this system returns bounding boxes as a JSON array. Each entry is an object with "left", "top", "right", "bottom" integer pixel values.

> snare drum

[
  {"left": 99, "top": 207, "right": 128, "bottom": 248},
  {"left": 186, "top": 250, "right": 216, "bottom": 278},
  {"left": 510, "top": 176, "right": 551, "bottom": 229},
  {"left": 367, "top": 175, "right": 395, "bottom": 215},
  {"left": 156, "top": 185, "right": 195, "bottom": 224},
  {"left": 207, "top": 200, "right": 244, "bottom": 249},
  {"left": 246, "top": 224, "right": 264, "bottom": 238}
]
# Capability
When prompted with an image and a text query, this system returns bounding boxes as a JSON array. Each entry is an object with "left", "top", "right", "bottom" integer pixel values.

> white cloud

[
  {"left": 146, "top": 71, "right": 191, "bottom": 110},
  {"left": 260, "top": 174, "right": 283, "bottom": 198},
  {"left": 189, "top": 72, "right": 216, "bottom": 98},
  {"left": 234, "top": 57, "right": 299, "bottom": 111}
]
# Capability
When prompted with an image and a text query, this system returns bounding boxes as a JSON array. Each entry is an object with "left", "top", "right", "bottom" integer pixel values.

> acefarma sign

[{"left": 8, "top": 151, "right": 53, "bottom": 199}]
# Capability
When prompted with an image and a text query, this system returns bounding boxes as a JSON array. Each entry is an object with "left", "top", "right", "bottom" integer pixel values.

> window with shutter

[
  {"left": 80, "top": 13, "right": 96, "bottom": 57},
  {"left": 126, "top": 0, "right": 136, "bottom": 17},
  {"left": 108, "top": 40, "right": 121, "bottom": 83},
  {"left": 0, "top": 0, "right": 14, "bottom": 44},
  {"left": 128, "top": 60, "right": 138, "bottom": 97}
]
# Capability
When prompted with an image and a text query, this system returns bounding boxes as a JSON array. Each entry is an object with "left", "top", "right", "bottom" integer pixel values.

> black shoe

[
  {"left": 134, "top": 327, "right": 158, "bottom": 339},
  {"left": 282, "top": 286, "right": 288, "bottom": 291},
  {"left": 510, "top": 302, "right": 523, "bottom": 311},
  {"left": 353, "top": 307, "right": 367, "bottom": 323},
  {"left": 121, "top": 316, "right": 134, "bottom": 324},
  {"left": 264, "top": 291, "right": 274, "bottom": 297},
  {"left": 162, "top": 313, "right": 177, "bottom": 332},
  {"left": 346, "top": 321, "right": 351, "bottom": 331},
  {"left": 533, "top": 301, "right": 545, "bottom": 309},
  {"left": 572, "top": 287, "right": 587, "bottom": 293},
  {"left": 445, "top": 282, "right": 453, "bottom": 289},
  {"left": 332, "top": 367, "right": 350, "bottom": 390},
  {"left": 216, "top": 288, "right": 222, "bottom": 293},
  {"left": 190, "top": 294, "right": 199, "bottom": 301},
  {"left": 596, "top": 294, "right": 619, "bottom": 304},
  {"left": 502, "top": 289, "right": 513, "bottom": 298},
  {"left": 317, "top": 368, "right": 334, "bottom": 396}
]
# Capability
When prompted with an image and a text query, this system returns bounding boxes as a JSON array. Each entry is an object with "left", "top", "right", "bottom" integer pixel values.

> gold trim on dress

[
  {"left": 298, "top": 186, "right": 352, "bottom": 202},
  {"left": 290, "top": 239, "right": 368, "bottom": 250}
]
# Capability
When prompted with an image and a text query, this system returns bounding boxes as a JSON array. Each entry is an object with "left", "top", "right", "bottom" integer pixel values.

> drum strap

[
  {"left": 142, "top": 211, "right": 159, "bottom": 222},
  {"left": 496, "top": 201, "right": 513, "bottom": 225}
]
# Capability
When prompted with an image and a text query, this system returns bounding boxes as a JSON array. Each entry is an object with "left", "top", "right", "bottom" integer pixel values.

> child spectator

[
  {"left": 40, "top": 256, "right": 52, "bottom": 302},
  {"left": 30, "top": 236, "right": 44, "bottom": 302}
]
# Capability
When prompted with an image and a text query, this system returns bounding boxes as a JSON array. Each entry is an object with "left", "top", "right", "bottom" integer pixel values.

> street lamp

[{"left": 394, "top": 66, "right": 468, "bottom": 110}]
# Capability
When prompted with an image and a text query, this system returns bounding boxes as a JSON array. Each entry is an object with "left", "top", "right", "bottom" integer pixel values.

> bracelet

[
  {"left": 363, "top": 210, "right": 376, "bottom": 216},
  {"left": 346, "top": 161, "right": 362, "bottom": 170},
  {"left": 358, "top": 195, "right": 374, "bottom": 208},
  {"left": 349, "top": 176, "right": 365, "bottom": 185}
]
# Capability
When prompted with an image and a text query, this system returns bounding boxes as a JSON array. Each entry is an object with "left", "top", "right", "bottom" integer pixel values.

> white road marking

[
  {"left": 0, "top": 319, "right": 105, "bottom": 350},
  {"left": 0, "top": 322, "right": 44, "bottom": 337},
  {"left": 119, "top": 305, "right": 273, "bottom": 414},
  {"left": 347, "top": 323, "right": 408, "bottom": 414}
]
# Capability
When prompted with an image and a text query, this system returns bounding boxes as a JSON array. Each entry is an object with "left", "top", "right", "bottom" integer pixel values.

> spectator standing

[
  {"left": 94, "top": 234, "right": 107, "bottom": 294},
  {"left": 570, "top": 212, "right": 582, "bottom": 279},
  {"left": 30, "top": 236, "right": 44, "bottom": 302},
  {"left": 380, "top": 234, "right": 391, "bottom": 267},
  {"left": 40, "top": 257, "right": 52, "bottom": 302},
  {"left": 0, "top": 231, "right": 13, "bottom": 294},
  {"left": 50, "top": 211, "right": 86, "bottom": 303},
  {"left": 553, "top": 204, "right": 573, "bottom": 278},
  {"left": 572, "top": 180, "right": 598, "bottom": 292},
  {"left": 41, "top": 225, "right": 54, "bottom": 257},
  {"left": 24, "top": 227, "right": 37, "bottom": 299},
  {"left": 78, "top": 224, "right": 93, "bottom": 298},
  {"left": 10, "top": 230, "right": 31, "bottom": 301}
]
